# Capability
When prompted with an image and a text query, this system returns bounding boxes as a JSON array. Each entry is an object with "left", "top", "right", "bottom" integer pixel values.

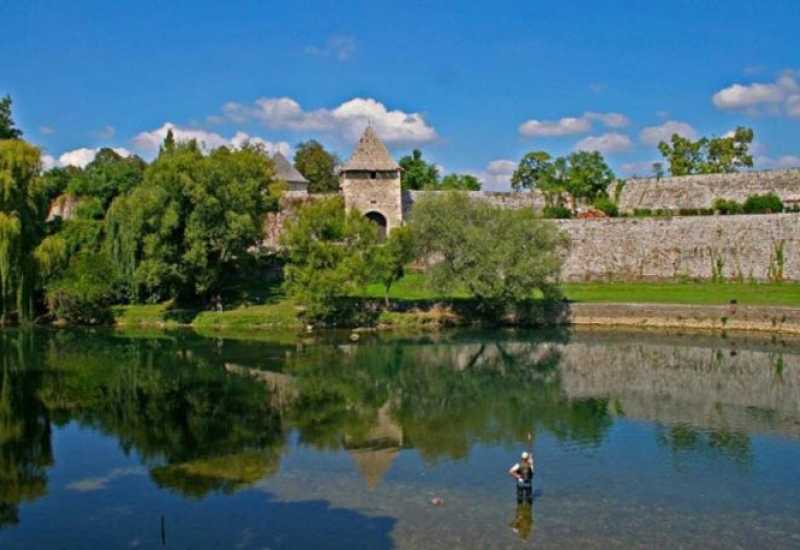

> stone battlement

[{"left": 618, "top": 169, "right": 800, "bottom": 211}]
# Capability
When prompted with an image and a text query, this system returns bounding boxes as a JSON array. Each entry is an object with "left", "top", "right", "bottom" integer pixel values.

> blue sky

[{"left": 2, "top": 1, "right": 799, "bottom": 188}]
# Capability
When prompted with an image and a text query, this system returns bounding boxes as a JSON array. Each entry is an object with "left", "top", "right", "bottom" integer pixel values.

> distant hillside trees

[
  {"left": 658, "top": 127, "right": 754, "bottom": 176},
  {"left": 293, "top": 140, "right": 340, "bottom": 193}
]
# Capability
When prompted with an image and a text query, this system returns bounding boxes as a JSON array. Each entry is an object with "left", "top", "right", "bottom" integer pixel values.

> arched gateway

[
  {"left": 365, "top": 211, "right": 388, "bottom": 239},
  {"left": 340, "top": 127, "right": 403, "bottom": 234}
]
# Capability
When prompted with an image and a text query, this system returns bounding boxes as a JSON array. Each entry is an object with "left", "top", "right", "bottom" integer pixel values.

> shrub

[
  {"left": 46, "top": 252, "right": 115, "bottom": 324},
  {"left": 743, "top": 193, "right": 783, "bottom": 214},
  {"left": 677, "top": 208, "right": 714, "bottom": 216},
  {"left": 542, "top": 205, "right": 572, "bottom": 219},
  {"left": 592, "top": 196, "right": 619, "bottom": 217},
  {"left": 633, "top": 208, "right": 653, "bottom": 217},
  {"left": 654, "top": 208, "right": 674, "bottom": 217},
  {"left": 412, "top": 191, "right": 568, "bottom": 314},
  {"left": 713, "top": 198, "right": 743, "bottom": 215}
]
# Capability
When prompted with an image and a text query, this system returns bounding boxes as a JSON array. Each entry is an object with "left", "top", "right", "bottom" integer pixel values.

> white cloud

[
  {"left": 305, "top": 35, "right": 356, "bottom": 62},
  {"left": 66, "top": 467, "right": 145, "bottom": 492},
  {"left": 230, "top": 131, "right": 291, "bottom": 156},
  {"left": 574, "top": 132, "right": 633, "bottom": 154},
  {"left": 519, "top": 111, "right": 629, "bottom": 138},
  {"left": 712, "top": 70, "right": 800, "bottom": 117},
  {"left": 221, "top": 96, "right": 437, "bottom": 145},
  {"left": 639, "top": 120, "right": 697, "bottom": 146},
  {"left": 584, "top": 112, "right": 630, "bottom": 128},
  {"left": 472, "top": 158, "right": 517, "bottom": 191},
  {"left": 57, "top": 147, "right": 132, "bottom": 168},
  {"left": 132, "top": 122, "right": 290, "bottom": 155},
  {"left": 519, "top": 116, "right": 591, "bottom": 137},
  {"left": 39, "top": 126, "right": 55, "bottom": 135},
  {"left": 41, "top": 154, "right": 57, "bottom": 170}
]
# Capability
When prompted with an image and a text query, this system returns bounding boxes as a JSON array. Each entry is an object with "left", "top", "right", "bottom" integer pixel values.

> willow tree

[
  {"left": 105, "top": 141, "right": 276, "bottom": 302},
  {"left": 0, "top": 140, "right": 46, "bottom": 323}
]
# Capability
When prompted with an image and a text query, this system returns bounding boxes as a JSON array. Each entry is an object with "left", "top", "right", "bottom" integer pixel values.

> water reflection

[{"left": 0, "top": 327, "right": 799, "bottom": 545}]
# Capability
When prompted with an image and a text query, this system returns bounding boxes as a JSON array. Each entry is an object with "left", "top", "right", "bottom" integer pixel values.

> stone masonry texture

[
  {"left": 557, "top": 213, "right": 800, "bottom": 281},
  {"left": 618, "top": 169, "right": 800, "bottom": 211}
]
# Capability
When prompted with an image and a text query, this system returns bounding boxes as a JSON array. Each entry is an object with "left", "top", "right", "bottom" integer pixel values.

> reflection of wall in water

[{"left": 555, "top": 332, "right": 800, "bottom": 437}]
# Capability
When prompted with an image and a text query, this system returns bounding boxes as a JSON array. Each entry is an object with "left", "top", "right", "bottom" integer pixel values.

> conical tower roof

[
  {"left": 341, "top": 126, "right": 400, "bottom": 172},
  {"left": 272, "top": 152, "right": 308, "bottom": 184}
]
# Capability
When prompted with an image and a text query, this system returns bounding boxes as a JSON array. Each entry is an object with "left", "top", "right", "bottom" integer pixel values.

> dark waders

[{"left": 516, "top": 466, "right": 533, "bottom": 504}]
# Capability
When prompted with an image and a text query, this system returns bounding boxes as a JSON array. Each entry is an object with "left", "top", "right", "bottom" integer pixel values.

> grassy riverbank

[
  {"left": 363, "top": 273, "right": 800, "bottom": 306},
  {"left": 111, "top": 275, "right": 800, "bottom": 330}
]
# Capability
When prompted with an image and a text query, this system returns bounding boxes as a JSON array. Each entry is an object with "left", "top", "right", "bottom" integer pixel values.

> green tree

[
  {"left": 562, "top": 151, "right": 615, "bottom": 209},
  {"left": 440, "top": 173, "right": 481, "bottom": 191},
  {"left": 293, "top": 140, "right": 340, "bottom": 193},
  {"left": 161, "top": 129, "right": 176, "bottom": 155},
  {"left": 0, "top": 96, "right": 23, "bottom": 140},
  {"left": 106, "top": 141, "right": 275, "bottom": 302},
  {"left": 658, "top": 127, "right": 754, "bottom": 176},
  {"left": 410, "top": 192, "right": 568, "bottom": 313},
  {"left": 0, "top": 140, "right": 47, "bottom": 322},
  {"left": 511, "top": 151, "right": 614, "bottom": 210},
  {"left": 370, "top": 225, "right": 417, "bottom": 305},
  {"left": 281, "top": 196, "right": 378, "bottom": 321},
  {"left": 45, "top": 250, "right": 115, "bottom": 324},
  {"left": 511, "top": 151, "right": 565, "bottom": 204},
  {"left": 399, "top": 149, "right": 439, "bottom": 190},
  {"left": 66, "top": 148, "right": 146, "bottom": 209}
]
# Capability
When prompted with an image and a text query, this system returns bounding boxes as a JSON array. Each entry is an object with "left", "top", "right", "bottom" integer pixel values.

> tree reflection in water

[{"left": 1, "top": 327, "right": 798, "bottom": 528}]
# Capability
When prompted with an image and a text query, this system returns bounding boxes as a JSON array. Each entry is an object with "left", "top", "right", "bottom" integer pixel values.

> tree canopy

[
  {"left": 293, "top": 140, "right": 340, "bottom": 193},
  {"left": 0, "top": 140, "right": 47, "bottom": 322},
  {"left": 65, "top": 148, "right": 146, "bottom": 208},
  {"left": 511, "top": 150, "right": 615, "bottom": 210},
  {"left": 281, "top": 196, "right": 378, "bottom": 321},
  {"left": 0, "top": 96, "right": 23, "bottom": 140},
  {"left": 409, "top": 191, "right": 568, "bottom": 312},
  {"left": 399, "top": 149, "right": 439, "bottom": 190},
  {"left": 106, "top": 141, "right": 276, "bottom": 302},
  {"left": 440, "top": 173, "right": 481, "bottom": 191},
  {"left": 658, "top": 127, "right": 754, "bottom": 176}
]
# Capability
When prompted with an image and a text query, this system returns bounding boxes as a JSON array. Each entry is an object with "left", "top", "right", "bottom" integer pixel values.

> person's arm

[{"left": 508, "top": 463, "right": 521, "bottom": 480}]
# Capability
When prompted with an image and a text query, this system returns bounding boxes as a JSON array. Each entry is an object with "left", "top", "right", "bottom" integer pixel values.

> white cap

[{"left": 521, "top": 451, "right": 529, "bottom": 460}]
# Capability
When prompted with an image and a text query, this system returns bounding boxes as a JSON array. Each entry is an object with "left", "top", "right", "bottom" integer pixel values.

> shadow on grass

[{"left": 323, "top": 297, "right": 573, "bottom": 328}]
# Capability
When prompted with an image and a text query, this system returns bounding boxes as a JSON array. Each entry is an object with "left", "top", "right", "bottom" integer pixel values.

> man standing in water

[{"left": 508, "top": 450, "right": 534, "bottom": 503}]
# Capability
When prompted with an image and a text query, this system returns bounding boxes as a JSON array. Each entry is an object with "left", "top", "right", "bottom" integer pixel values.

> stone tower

[{"left": 340, "top": 126, "right": 402, "bottom": 237}]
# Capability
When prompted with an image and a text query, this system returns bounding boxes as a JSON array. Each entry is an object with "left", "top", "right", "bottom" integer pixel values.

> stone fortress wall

[
  {"left": 262, "top": 127, "right": 800, "bottom": 283},
  {"left": 618, "top": 169, "right": 800, "bottom": 211},
  {"left": 557, "top": 213, "right": 800, "bottom": 282}
]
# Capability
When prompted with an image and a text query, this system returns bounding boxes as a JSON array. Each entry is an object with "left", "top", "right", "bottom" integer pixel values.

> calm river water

[{"left": 1, "top": 327, "right": 799, "bottom": 548}]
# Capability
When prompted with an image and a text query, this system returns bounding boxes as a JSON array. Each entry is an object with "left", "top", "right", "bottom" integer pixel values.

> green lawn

[
  {"left": 363, "top": 272, "right": 800, "bottom": 307},
  {"left": 563, "top": 282, "right": 800, "bottom": 306},
  {"left": 112, "top": 274, "right": 800, "bottom": 330}
]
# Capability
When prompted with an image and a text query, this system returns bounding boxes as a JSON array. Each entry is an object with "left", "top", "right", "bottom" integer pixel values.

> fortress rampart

[
  {"left": 557, "top": 213, "right": 800, "bottom": 282},
  {"left": 618, "top": 169, "right": 800, "bottom": 211}
]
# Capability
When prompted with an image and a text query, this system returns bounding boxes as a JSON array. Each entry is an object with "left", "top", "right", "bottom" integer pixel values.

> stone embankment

[{"left": 567, "top": 302, "right": 800, "bottom": 335}]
